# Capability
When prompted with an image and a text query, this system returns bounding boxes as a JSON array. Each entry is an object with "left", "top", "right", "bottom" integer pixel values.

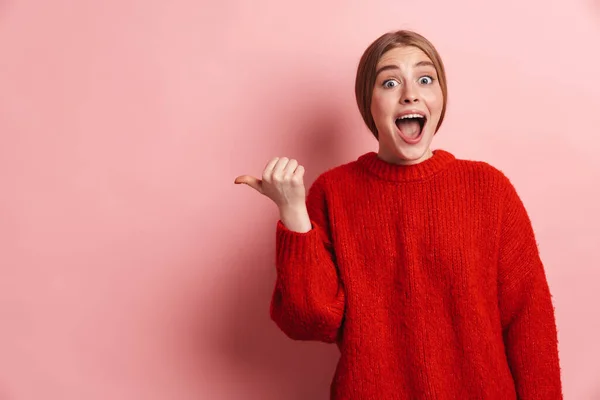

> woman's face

[{"left": 370, "top": 46, "right": 444, "bottom": 165}]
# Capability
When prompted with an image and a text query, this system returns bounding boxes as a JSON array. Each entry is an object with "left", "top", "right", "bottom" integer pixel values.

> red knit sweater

[{"left": 270, "top": 149, "right": 562, "bottom": 399}]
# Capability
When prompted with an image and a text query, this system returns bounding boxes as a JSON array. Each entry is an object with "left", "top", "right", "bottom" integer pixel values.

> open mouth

[{"left": 395, "top": 114, "right": 427, "bottom": 143}]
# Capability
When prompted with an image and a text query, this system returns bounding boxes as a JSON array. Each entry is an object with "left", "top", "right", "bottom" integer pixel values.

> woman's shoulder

[
  {"left": 451, "top": 154, "right": 514, "bottom": 187},
  {"left": 449, "top": 156, "right": 526, "bottom": 209},
  {"left": 307, "top": 158, "right": 360, "bottom": 191}
]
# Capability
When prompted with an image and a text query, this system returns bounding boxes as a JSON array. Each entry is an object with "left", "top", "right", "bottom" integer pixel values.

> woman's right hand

[
  {"left": 234, "top": 157, "right": 312, "bottom": 232},
  {"left": 234, "top": 156, "right": 306, "bottom": 208}
]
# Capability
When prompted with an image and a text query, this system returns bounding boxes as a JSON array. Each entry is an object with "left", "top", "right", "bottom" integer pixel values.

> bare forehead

[{"left": 376, "top": 46, "right": 433, "bottom": 68}]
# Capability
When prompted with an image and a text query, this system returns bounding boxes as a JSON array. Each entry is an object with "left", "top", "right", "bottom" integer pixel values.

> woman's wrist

[{"left": 279, "top": 204, "right": 311, "bottom": 233}]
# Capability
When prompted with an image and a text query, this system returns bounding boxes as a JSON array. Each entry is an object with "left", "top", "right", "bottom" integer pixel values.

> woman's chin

[
  {"left": 378, "top": 129, "right": 434, "bottom": 165},
  {"left": 396, "top": 140, "right": 433, "bottom": 163}
]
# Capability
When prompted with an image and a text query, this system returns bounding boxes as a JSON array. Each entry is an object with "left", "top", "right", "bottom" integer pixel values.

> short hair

[{"left": 355, "top": 30, "right": 448, "bottom": 139}]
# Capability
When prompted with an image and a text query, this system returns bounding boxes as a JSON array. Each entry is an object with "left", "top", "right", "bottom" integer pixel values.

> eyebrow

[{"left": 375, "top": 61, "right": 435, "bottom": 77}]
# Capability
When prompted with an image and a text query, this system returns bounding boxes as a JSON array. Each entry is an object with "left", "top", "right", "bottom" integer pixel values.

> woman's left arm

[{"left": 497, "top": 175, "right": 563, "bottom": 400}]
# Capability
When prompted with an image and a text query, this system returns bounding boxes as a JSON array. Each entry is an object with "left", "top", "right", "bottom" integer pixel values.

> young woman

[{"left": 235, "top": 30, "right": 563, "bottom": 399}]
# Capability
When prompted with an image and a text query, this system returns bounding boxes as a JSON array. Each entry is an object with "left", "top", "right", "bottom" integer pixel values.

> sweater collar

[{"left": 357, "top": 149, "right": 456, "bottom": 182}]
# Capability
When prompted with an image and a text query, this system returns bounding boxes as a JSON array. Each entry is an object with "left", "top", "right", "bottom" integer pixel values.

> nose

[{"left": 400, "top": 82, "right": 419, "bottom": 104}]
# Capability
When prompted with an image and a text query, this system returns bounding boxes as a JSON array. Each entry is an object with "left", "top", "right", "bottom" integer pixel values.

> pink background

[{"left": 1, "top": 0, "right": 599, "bottom": 399}]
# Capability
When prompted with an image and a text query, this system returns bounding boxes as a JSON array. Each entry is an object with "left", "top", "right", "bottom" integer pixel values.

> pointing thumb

[{"left": 234, "top": 175, "right": 263, "bottom": 193}]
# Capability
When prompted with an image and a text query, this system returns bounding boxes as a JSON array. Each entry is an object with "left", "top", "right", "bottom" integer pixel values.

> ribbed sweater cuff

[{"left": 275, "top": 219, "right": 322, "bottom": 268}]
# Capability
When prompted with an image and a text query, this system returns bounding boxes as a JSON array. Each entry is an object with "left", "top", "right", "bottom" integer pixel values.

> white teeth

[{"left": 398, "top": 114, "right": 424, "bottom": 119}]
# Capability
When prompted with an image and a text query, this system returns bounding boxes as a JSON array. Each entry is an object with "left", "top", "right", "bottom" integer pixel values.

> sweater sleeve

[
  {"left": 269, "top": 174, "right": 345, "bottom": 343},
  {"left": 497, "top": 176, "right": 563, "bottom": 399}
]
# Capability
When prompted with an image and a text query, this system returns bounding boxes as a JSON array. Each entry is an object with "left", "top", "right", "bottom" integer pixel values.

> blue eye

[
  {"left": 419, "top": 76, "right": 434, "bottom": 85},
  {"left": 383, "top": 80, "right": 399, "bottom": 88}
]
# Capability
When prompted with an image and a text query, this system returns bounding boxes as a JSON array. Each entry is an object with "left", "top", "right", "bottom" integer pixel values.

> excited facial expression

[{"left": 370, "top": 46, "right": 444, "bottom": 165}]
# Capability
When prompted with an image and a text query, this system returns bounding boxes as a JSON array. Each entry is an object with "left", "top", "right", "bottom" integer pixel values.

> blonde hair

[{"left": 355, "top": 30, "right": 448, "bottom": 139}]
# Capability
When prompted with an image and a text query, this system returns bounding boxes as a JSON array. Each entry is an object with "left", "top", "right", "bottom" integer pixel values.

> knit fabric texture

[{"left": 270, "top": 149, "right": 562, "bottom": 399}]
